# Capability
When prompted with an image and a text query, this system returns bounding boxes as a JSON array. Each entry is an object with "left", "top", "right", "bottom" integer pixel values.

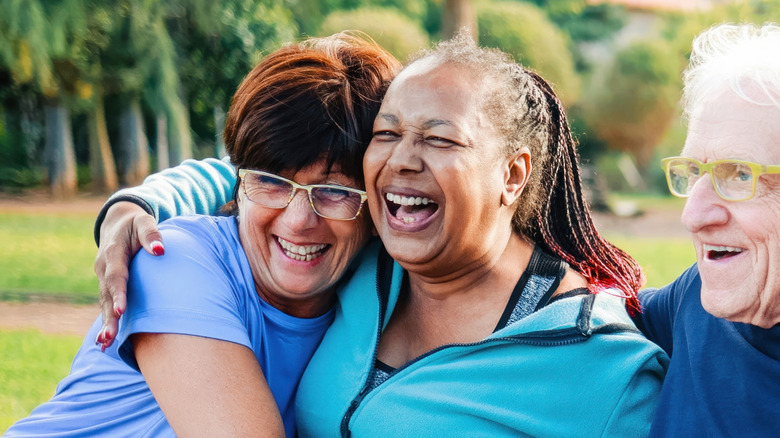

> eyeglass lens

[
  {"left": 666, "top": 159, "right": 754, "bottom": 200},
  {"left": 243, "top": 172, "right": 363, "bottom": 219}
]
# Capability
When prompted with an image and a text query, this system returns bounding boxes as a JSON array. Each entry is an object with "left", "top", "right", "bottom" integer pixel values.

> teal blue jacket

[
  {"left": 96, "top": 159, "right": 668, "bottom": 437},
  {"left": 297, "top": 241, "right": 668, "bottom": 438}
]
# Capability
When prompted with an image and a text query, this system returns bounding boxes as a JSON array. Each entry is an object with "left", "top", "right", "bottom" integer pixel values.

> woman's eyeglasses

[
  {"left": 661, "top": 156, "right": 780, "bottom": 201},
  {"left": 237, "top": 169, "right": 367, "bottom": 220}
]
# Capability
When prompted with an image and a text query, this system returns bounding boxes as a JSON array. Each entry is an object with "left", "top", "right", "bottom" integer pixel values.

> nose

[
  {"left": 280, "top": 189, "right": 320, "bottom": 230},
  {"left": 386, "top": 134, "right": 424, "bottom": 173},
  {"left": 680, "top": 173, "right": 729, "bottom": 233}
]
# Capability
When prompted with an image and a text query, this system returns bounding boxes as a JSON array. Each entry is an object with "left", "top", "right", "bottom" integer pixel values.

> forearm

[{"left": 93, "top": 157, "right": 237, "bottom": 245}]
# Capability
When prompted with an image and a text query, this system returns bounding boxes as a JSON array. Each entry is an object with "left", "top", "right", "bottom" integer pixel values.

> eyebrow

[
  {"left": 376, "top": 113, "right": 451, "bottom": 130},
  {"left": 377, "top": 113, "right": 399, "bottom": 125},
  {"left": 422, "top": 119, "right": 450, "bottom": 129}
]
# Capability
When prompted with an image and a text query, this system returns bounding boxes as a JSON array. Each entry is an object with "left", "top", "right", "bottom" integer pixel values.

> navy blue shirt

[{"left": 637, "top": 265, "right": 780, "bottom": 437}]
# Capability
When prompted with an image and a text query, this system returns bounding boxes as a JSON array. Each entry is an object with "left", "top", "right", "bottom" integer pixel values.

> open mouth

[
  {"left": 277, "top": 237, "right": 328, "bottom": 262},
  {"left": 703, "top": 244, "right": 744, "bottom": 261},
  {"left": 385, "top": 192, "right": 438, "bottom": 224}
]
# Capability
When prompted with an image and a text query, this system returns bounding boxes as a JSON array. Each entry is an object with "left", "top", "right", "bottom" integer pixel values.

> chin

[
  {"left": 700, "top": 285, "right": 779, "bottom": 327},
  {"left": 382, "top": 240, "right": 430, "bottom": 266}
]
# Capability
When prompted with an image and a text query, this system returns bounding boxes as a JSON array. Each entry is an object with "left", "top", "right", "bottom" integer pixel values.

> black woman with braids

[{"left": 93, "top": 33, "right": 667, "bottom": 437}]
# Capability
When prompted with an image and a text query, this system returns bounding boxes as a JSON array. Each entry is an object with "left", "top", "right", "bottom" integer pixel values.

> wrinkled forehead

[
  {"left": 684, "top": 85, "right": 780, "bottom": 162},
  {"left": 387, "top": 58, "right": 492, "bottom": 104}
]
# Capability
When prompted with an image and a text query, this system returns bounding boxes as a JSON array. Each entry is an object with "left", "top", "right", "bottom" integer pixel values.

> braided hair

[{"left": 524, "top": 70, "right": 643, "bottom": 312}]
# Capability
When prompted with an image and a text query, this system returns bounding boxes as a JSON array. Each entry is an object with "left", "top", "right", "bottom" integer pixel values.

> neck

[
  {"left": 256, "top": 286, "right": 336, "bottom": 319},
  {"left": 378, "top": 232, "right": 535, "bottom": 362},
  {"left": 404, "top": 232, "right": 533, "bottom": 306}
]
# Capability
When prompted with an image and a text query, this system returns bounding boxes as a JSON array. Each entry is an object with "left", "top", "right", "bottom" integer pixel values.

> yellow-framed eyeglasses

[{"left": 661, "top": 156, "right": 780, "bottom": 201}]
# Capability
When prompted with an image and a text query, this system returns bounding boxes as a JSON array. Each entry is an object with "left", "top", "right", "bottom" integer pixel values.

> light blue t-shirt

[{"left": 5, "top": 215, "right": 333, "bottom": 438}]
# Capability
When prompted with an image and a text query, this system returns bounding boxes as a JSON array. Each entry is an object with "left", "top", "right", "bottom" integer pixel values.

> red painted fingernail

[
  {"left": 95, "top": 329, "right": 105, "bottom": 345},
  {"left": 114, "top": 304, "right": 124, "bottom": 318},
  {"left": 151, "top": 241, "right": 165, "bottom": 256}
]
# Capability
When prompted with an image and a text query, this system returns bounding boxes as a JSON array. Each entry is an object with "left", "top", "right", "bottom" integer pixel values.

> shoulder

[
  {"left": 639, "top": 264, "right": 701, "bottom": 305},
  {"left": 336, "top": 238, "right": 384, "bottom": 293},
  {"left": 159, "top": 215, "right": 234, "bottom": 241},
  {"left": 152, "top": 215, "right": 239, "bottom": 263},
  {"left": 120, "top": 215, "right": 254, "bottom": 368},
  {"left": 128, "top": 215, "right": 245, "bottom": 297}
]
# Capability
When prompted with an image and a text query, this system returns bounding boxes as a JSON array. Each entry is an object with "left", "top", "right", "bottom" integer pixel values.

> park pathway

[
  {"left": 0, "top": 302, "right": 100, "bottom": 335},
  {"left": 1, "top": 192, "right": 105, "bottom": 336}
]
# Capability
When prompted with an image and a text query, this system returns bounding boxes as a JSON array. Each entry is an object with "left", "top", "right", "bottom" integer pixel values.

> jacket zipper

[
  {"left": 340, "top": 248, "right": 392, "bottom": 438},
  {"left": 337, "top": 258, "right": 630, "bottom": 437}
]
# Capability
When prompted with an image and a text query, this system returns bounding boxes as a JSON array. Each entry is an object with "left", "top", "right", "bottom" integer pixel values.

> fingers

[
  {"left": 96, "top": 247, "right": 130, "bottom": 350},
  {"left": 94, "top": 202, "right": 161, "bottom": 350},
  {"left": 134, "top": 214, "right": 165, "bottom": 256}
]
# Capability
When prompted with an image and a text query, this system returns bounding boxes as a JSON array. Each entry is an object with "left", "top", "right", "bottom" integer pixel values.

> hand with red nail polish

[
  {"left": 151, "top": 241, "right": 165, "bottom": 256},
  {"left": 94, "top": 202, "right": 164, "bottom": 349}
]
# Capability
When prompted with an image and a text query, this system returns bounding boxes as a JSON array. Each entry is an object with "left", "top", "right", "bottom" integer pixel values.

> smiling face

[
  {"left": 237, "top": 160, "right": 371, "bottom": 317},
  {"left": 681, "top": 87, "right": 780, "bottom": 327},
  {"left": 364, "top": 60, "right": 529, "bottom": 276}
]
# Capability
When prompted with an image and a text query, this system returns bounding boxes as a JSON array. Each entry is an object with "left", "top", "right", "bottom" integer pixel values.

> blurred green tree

[
  {"left": 81, "top": 1, "right": 120, "bottom": 193},
  {"left": 284, "top": 0, "right": 434, "bottom": 39},
  {"left": 585, "top": 40, "right": 681, "bottom": 176},
  {"left": 0, "top": 0, "right": 93, "bottom": 196},
  {"left": 170, "top": 0, "right": 297, "bottom": 159},
  {"left": 523, "top": 0, "right": 626, "bottom": 43},
  {"left": 477, "top": 1, "right": 581, "bottom": 104},
  {"left": 98, "top": 0, "right": 159, "bottom": 185},
  {"left": 318, "top": 7, "right": 429, "bottom": 61}
]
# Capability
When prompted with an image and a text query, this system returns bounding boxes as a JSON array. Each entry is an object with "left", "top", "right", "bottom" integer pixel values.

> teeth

[
  {"left": 277, "top": 237, "right": 326, "bottom": 260},
  {"left": 402, "top": 217, "right": 415, "bottom": 224},
  {"left": 287, "top": 253, "right": 317, "bottom": 262},
  {"left": 386, "top": 192, "right": 435, "bottom": 206},
  {"left": 703, "top": 244, "right": 743, "bottom": 253}
]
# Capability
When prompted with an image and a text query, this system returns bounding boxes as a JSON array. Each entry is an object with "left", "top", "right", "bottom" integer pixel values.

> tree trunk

[
  {"left": 118, "top": 98, "right": 150, "bottom": 186},
  {"left": 156, "top": 112, "right": 169, "bottom": 170},
  {"left": 442, "top": 0, "right": 477, "bottom": 40},
  {"left": 44, "top": 102, "right": 77, "bottom": 197},
  {"left": 214, "top": 105, "right": 226, "bottom": 158},
  {"left": 19, "top": 91, "right": 43, "bottom": 165},
  {"left": 87, "top": 96, "right": 119, "bottom": 193},
  {"left": 167, "top": 100, "right": 192, "bottom": 166}
]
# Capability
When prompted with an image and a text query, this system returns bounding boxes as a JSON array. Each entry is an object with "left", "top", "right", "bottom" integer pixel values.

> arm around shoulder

[
  {"left": 94, "top": 157, "right": 237, "bottom": 244},
  {"left": 636, "top": 264, "right": 701, "bottom": 353}
]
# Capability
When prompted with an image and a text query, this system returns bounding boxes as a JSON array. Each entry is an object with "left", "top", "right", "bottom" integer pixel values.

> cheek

[
  {"left": 238, "top": 207, "right": 274, "bottom": 243},
  {"left": 740, "top": 196, "right": 780, "bottom": 247},
  {"left": 363, "top": 142, "right": 385, "bottom": 180},
  {"left": 333, "top": 220, "right": 371, "bottom": 256}
]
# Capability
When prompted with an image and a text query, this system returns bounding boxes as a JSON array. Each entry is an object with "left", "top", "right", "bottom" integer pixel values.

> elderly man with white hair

[{"left": 636, "top": 23, "right": 780, "bottom": 437}]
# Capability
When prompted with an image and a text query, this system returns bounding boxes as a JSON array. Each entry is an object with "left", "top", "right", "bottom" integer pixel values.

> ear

[{"left": 501, "top": 148, "right": 531, "bottom": 206}]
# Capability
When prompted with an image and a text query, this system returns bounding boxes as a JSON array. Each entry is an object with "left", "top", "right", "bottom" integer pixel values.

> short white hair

[{"left": 682, "top": 23, "right": 780, "bottom": 118}]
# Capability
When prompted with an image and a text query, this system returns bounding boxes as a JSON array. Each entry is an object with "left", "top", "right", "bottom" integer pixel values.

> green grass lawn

[
  {"left": 607, "top": 236, "right": 695, "bottom": 288},
  {"left": 605, "top": 193, "right": 696, "bottom": 288},
  {"left": 0, "top": 213, "right": 98, "bottom": 302},
  {"left": 0, "top": 329, "right": 83, "bottom": 433}
]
